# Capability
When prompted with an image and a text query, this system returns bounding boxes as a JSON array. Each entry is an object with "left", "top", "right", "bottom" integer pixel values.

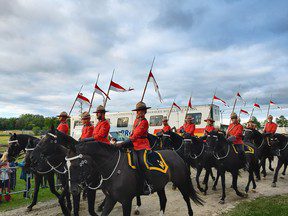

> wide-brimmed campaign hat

[
  {"left": 93, "top": 105, "right": 108, "bottom": 113},
  {"left": 162, "top": 116, "right": 168, "bottom": 122},
  {"left": 268, "top": 115, "right": 273, "bottom": 119},
  {"left": 57, "top": 111, "right": 70, "bottom": 118},
  {"left": 204, "top": 117, "right": 215, "bottom": 123},
  {"left": 81, "top": 111, "right": 91, "bottom": 120},
  {"left": 132, "top": 101, "right": 151, "bottom": 111}
]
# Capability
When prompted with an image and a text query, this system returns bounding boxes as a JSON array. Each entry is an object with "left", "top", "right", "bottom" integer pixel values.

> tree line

[{"left": 0, "top": 114, "right": 64, "bottom": 135}]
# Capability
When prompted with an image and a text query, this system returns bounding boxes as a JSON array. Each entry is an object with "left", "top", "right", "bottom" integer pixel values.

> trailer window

[
  {"left": 117, "top": 117, "right": 129, "bottom": 127},
  {"left": 150, "top": 115, "right": 163, "bottom": 126},
  {"left": 186, "top": 113, "right": 202, "bottom": 125}
]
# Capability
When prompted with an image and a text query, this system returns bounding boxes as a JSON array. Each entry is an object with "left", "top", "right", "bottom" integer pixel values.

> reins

[
  {"left": 213, "top": 142, "right": 230, "bottom": 160},
  {"left": 190, "top": 142, "right": 205, "bottom": 159}
]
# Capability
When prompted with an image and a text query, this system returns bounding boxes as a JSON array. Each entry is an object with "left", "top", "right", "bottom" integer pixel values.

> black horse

[
  {"left": 34, "top": 129, "right": 203, "bottom": 216},
  {"left": 243, "top": 129, "right": 275, "bottom": 177},
  {"left": 206, "top": 131, "right": 260, "bottom": 204},
  {"left": 159, "top": 131, "right": 216, "bottom": 195},
  {"left": 24, "top": 139, "right": 73, "bottom": 215},
  {"left": 269, "top": 133, "right": 288, "bottom": 187}
]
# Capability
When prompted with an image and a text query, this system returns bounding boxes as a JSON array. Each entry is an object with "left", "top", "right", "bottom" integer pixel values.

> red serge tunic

[
  {"left": 162, "top": 125, "right": 171, "bottom": 133},
  {"left": 183, "top": 123, "right": 196, "bottom": 136},
  {"left": 80, "top": 123, "right": 94, "bottom": 140},
  {"left": 204, "top": 125, "right": 216, "bottom": 135},
  {"left": 130, "top": 118, "right": 151, "bottom": 151},
  {"left": 93, "top": 119, "right": 110, "bottom": 144},
  {"left": 57, "top": 122, "right": 69, "bottom": 135},
  {"left": 264, "top": 122, "right": 278, "bottom": 134},
  {"left": 227, "top": 123, "right": 244, "bottom": 145}
]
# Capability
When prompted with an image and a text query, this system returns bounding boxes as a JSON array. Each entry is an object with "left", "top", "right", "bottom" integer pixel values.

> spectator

[
  {"left": 17, "top": 161, "right": 32, "bottom": 198},
  {"left": 9, "top": 161, "right": 17, "bottom": 190},
  {"left": 0, "top": 152, "right": 12, "bottom": 202}
]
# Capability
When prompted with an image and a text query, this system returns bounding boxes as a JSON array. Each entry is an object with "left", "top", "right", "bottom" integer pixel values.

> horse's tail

[{"left": 186, "top": 170, "right": 204, "bottom": 206}]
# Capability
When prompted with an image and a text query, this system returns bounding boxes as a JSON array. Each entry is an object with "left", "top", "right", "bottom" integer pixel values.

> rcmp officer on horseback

[
  {"left": 264, "top": 115, "right": 278, "bottom": 135},
  {"left": 204, "top": 117, "right": 216, "bottom": 135},
  {"left": 178, "top": 116, "right": 195, "bottom": 137},
  {"left": 57, "top": 111, "right": 70, "bottom": 135},
  {"left": 93, "top": 105, "right": 110, "bottom": 144},
  {"left": 162, "top": 116, "right": 171, "bottom": 133},
  {"left": 227, "top": 112, "right": 247, "bottom": 168},
  {"left": 79, "top": 111, "right": 94, "bottom": 141},
  {"left": 116, "top": 101, "right": 154, "bottom": 195}
]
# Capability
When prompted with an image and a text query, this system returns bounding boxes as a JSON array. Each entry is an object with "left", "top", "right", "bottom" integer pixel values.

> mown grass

[
  {"left": 0, "top": 168, "right": 59, "bottom": 212},
  {"left": 223, "top": 194, "right": 288, "bottom": 216}
]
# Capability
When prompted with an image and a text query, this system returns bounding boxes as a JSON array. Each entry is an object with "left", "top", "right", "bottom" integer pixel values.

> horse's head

[
  {"left": 206, "top": 130, "right": 226, "bottom": 152},
  {"left": 160, "top": 131, "right": 175, "bottom": 149},
  {"left": 7, "top": 133, "right": 21, "bottom": 162},
  {"left": 269, "top": 134, "right": 287, "bottom": 157},
  {"left": 66, "top": 149, "right": 97, "bottom": 196}
]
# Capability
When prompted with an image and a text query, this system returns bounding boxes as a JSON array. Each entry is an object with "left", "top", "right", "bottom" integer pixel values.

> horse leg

[
  {"left": 219, "top": 171, "right": 226, "bottom": 204},
  {"left": 55, "top": 175, "right": 71, "bottom": 216},
  {"left": 261, "top": 158, "right": 267, "bottom": 177},
  {"left": 281, "top": 163, "right": 287, "bottom": 176},
  {"left": 101, "top": 196, "right": 117, "bottom": 216},
  {"left": 72, "top": 193, "right": 80, "bottom": 216},
  {"left": 269, "top": 157, "right": 274, "bottom": 171},
  {"left": 210, "top": 168, "right": 216, "bottom": 181},
  {"left": 87, "top": 189, "right": 98, "bottom": 216},
  {"left": 272, "top": 159, "right": 284, "bottom": 187},
  {"left": 27, "top": 174, "right": 42, "bottom": 211},
  {"left": 134, "top": 196, "right": 141, "bottom": 215},
  {"left": 177, "top": 185, "right": 193, "bottom": 216},
  {"left": 232, "top": 171, "right": 247, "bottom": 198},
  {"left": 245, "top": 169, "right": 253, "bottom": 193},
  {"left": 212, "top": 170, "right": 220, "bottom": 191},
  {"left": 157, "top": 189, "right": 167, "bottom": 215},
  {"left": 203, "top": 169, "right": 210, "bottom": 195},
  {"left": 196, "top": 166, "right": 204, "bottom": 192},
  {"left": 122, "top": 199, "right": 133, "bottom": 216}
]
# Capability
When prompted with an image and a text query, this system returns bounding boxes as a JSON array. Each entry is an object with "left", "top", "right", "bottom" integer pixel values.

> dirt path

[{"left": 2, "top": 166, "right": 288, "bottom": 216}]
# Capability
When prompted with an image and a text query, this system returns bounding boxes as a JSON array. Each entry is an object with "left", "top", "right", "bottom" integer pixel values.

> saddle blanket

[
  {"left": 126, "top": 150, "right": 169, "bottom": 174},
  {"left": 232, "top": 144, "right": 254, "bottom": 154}
]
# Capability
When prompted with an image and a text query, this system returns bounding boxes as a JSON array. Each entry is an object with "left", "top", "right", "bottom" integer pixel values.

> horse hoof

[
  {"left": 212, "top": 177, "right": 216, "bottom": 181},
  {"left": 280, "top": 176, "right": 285, "bottom": 179},
  {"left": 243, "top": 193, "right": 248, "bottom": 198},
  {"left": 198, "top": 188, "right": 204, "bottom": 193},
  {"left": 269, "top": 168, "right": 274, "bottom": 172},
  {"left": 212, "top": 186, "right": 217, "bottom": 191},
  {"left": 271, "top": 182, "right": 276, "bottom": 188},
  {"left": 245, "top": 188, "right": 248, "bottom": 193},
  {"left": 251, "top": 189, "right": 256, "bottom": 193},
  {"left": 219, "top": 200, "right": 225, "bottom": 204},
  {"left": 134, "top": 210, "right": 140, "bottom": 215},
  {"left": 26, "top": 207, "right": 33, "bottom": 212}
]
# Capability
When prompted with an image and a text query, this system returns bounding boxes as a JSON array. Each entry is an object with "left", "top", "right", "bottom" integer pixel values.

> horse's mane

[
  {"left": 77, "top": 141, "right": 118, "bottom": 155},
  {"left": 169, "top": 131, "right": 183, "bottom": 142}
]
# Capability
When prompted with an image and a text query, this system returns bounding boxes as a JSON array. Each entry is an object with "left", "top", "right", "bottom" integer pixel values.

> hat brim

[
  {"left": 132, "top": 107, "right": 151, "bottom": 111},
  {"left": 93, "top": 110, "right": 108, "bottom": 113},
  {"left": 57, "top": 115, "right": 70, "bottom": 118},
  {"left": 204, "top": 119, "right": 215, "bottom": 122}
]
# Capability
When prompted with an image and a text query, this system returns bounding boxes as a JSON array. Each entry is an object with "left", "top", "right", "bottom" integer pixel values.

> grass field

[{"left": 223, "top": 194, "right": 288, "bottom": 216}]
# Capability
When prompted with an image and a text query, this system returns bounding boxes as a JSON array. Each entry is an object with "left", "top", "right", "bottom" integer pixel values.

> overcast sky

[{"left": 0, "top": 0, "right": 287, "bottom": 122}]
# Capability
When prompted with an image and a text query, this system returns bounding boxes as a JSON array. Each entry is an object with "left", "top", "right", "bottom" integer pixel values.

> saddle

[{"left": 126, "top": 150, "right": 169, "bottom": 174}]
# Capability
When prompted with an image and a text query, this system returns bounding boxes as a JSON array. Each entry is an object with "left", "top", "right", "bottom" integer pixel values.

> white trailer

[{"left": 70, "top": 104, "right": 220, "bottom": 140}]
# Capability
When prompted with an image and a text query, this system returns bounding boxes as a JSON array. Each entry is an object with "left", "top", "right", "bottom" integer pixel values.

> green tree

[
  {"left": 276, "top": 115, "right": 288, "bottom": 127},
  {"left": 251, "top": 116, "right": 261, "bottom": 129},
  {"left": 32, "top": 126, "right": 41, "bottom": 136}
]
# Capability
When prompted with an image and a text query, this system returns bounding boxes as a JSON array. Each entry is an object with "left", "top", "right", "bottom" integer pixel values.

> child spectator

[
  {"left": 17, "top": 161, "right": 32, "bottom": 198},
  {"left": 0, "top": 152, "right": 12, "bottom": 202}
]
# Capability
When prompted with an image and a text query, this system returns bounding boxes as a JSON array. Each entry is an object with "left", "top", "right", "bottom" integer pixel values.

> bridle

[
  {"left": 207, "top": 134, "right": 230, "bottom": 160},
  {"left": 190, "top": 141, "right": 205, "bottom": 159},
  {"left": 65, "top": 150, "right": 121, "bottom": 190}
]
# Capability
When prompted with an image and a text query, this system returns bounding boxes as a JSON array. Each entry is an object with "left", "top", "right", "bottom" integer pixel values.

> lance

[
  {"left": 208, "top": 88, "right": 217, "bottom": 119},
  {"left": 250, "top": 98, "right": 257, "bottom": 120},
  {"left": 68, "top": 85, "right": 83, "bottom": 116},
  {"left": 103, "top": 69, "right": 115, "bottom": 108},
  {"left": 141, "top": 57, "right": 155, "bottom": 102},
  {"left": 231, "top": 96, "right": 237, "bottom": 114},
  {"left": 167, "top": 99, "right": 175, "bottom": 120},
  {"left": 88, "top": 73, "right": 100, "bottom": 113},
  {"left": 267, "top": 94, "right": 272, "bottom": 118},
  {"left": 184, "top": 93, "right": 192, "bottom": 122}
]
